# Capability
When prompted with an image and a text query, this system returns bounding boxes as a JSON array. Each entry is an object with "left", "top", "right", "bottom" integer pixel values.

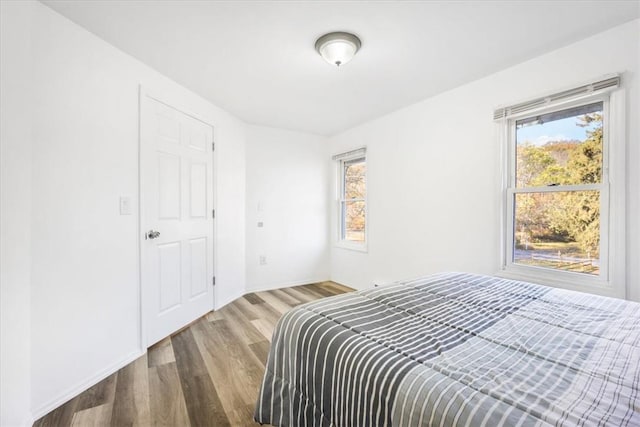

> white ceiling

[{"left": 41, "top": 1, "right": 639, "bottom": 136}]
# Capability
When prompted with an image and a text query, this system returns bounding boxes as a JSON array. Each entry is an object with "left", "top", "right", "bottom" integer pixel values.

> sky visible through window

[{"left": 517, "top": 116, "right": 599, "bottom": 146}]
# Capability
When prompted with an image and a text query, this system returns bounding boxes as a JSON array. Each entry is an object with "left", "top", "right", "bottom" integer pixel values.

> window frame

[
  {"left": 335, "top": 152, "right": 368, "bottom": 252},
  {"left": 498, "top": 89, "right": 626, "bottom": 298}
]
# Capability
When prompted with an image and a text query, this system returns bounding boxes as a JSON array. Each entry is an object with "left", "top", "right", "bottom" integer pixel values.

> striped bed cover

[{"left": 254, "top": 272, "right": 640, "bottom": 426}]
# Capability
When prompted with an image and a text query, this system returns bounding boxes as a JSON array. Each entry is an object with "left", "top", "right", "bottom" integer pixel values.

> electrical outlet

[
  {"left": 259, "top": 255, "right": 267, "bottom": 265},
  {"left": 119, "top": 196, "right": 132, "bottom": 215}
]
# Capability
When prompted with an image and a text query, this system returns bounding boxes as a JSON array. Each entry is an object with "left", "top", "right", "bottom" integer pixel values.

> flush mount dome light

[{"left": 315, "top": 32, "right": 361, "bottom": 67}]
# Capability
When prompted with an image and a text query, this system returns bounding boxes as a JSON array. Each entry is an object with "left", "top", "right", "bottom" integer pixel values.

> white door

[{"left": 140, "top": 92, "right": 214, "bottom": 347}]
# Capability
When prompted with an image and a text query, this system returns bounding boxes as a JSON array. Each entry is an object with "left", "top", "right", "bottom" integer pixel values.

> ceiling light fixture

[{"left": 315, "top": 32, "right": 362, "bottom": 67}]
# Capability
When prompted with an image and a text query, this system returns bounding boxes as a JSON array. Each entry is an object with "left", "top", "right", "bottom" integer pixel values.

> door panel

[
  {"left": 158, "top": 152, "right": 181, "bottom": 219},
  {"left": 141, "top": 92, "right": 214, "bottom": 346},
  {"left": 156, "top": 103, "right": 180, "bottom": 143},
  {"left": 189, "top": 163, "right": 207, "bottom": 218},
  {"left": 158, "top": 242, "right": 182, "bottom": 312},
  {"left": 187, "top": 121, "right": 208, "bottom": 152},
  {"left": 189, "top": 237, "right": 208, "bottom": 299}
]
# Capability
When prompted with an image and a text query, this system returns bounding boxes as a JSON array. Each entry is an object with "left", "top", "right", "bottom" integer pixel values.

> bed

[{"left": 254, "top": 272, "right": 640, "bottom": 426}]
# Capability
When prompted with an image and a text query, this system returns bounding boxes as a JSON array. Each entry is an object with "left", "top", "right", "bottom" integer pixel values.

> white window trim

[
  {"left": 497, "top": 88, "right": 626, "bottom": 299},
  {"left": 334, "top": 148, "right": 368, "bottom": 252}
]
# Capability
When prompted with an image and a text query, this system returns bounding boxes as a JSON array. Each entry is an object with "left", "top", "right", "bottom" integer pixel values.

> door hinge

[
  {"left": 212, "top": 209, "right": 215, "bottom": 218},
  {"left": 212, "top": 141, "right": 215, "bottom": 151},
  {"left": 212, "top": 276, "right": 216, "bottom": 286}
]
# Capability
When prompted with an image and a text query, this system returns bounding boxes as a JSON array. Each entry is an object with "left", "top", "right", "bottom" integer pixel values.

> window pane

[
  {"left": 342, "top": 200, "right": 365, "bottom": 242},
  {"left": 344, "top": 158, "right": 366, "bottom": 199},
  {"left": 514, "top": 191, "right": 600, "bottom": 275},
  {"left": 516, "top": 102, "right": 603, "bottom": 187}
]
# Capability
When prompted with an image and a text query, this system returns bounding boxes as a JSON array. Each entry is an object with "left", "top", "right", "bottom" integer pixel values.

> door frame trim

[{"left": 137, "top": 85, "right": 217, "bottom": 350}]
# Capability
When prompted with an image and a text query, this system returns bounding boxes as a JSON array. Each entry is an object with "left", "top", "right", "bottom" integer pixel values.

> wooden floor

[{"left": 34, "top": 282, "right": 351, "bottom": 427}]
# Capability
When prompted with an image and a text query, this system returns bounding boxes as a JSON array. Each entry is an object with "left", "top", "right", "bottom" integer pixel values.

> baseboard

[
  {"left": 215, "top": 290, "right": 244, "bottom": 310},
  {"left": 30, "top": 349, "right": 145, "bottom": 422},
  {"left": 245, "top": 277, "right": 330, "bottom": 294}
]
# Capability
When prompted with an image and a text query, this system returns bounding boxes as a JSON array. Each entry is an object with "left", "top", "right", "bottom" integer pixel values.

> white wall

[
  {"left": 1, "top": 1, "right": 247, "bottom": 421},
  {"left": 0, "top": 2, "right": 34, "bottom": 425},
  {"left": 2, "top": 3, "right": 638, "bottom": 425},
  {"left": 635, "top": 19, "right": 640, "bottom": 302},
  {"left": 214, "top": 115, "right": 247, "bottom": 309},
  {"left": 245, "top": 125, "right": 330, "bottom": 291},
  {"left": 328, "top": 20, "right": 640, "bottom": 301}
]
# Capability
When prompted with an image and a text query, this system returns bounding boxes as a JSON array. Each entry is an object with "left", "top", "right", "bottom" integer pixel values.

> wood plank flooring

[{"left": 34, "top": 282, "right": 351, "bottom": 427}]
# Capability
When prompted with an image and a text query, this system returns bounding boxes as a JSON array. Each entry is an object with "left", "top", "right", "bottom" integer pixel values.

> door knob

[{"left": 146, "top": 230, "right": 161, "bottom": 240}]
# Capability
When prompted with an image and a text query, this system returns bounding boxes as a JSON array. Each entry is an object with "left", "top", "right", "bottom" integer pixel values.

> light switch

[{"left": 120, "top": 196, "right": 132, "bottom": 215}]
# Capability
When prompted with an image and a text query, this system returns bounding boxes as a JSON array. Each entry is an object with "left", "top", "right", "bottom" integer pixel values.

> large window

[
  {"left": 334, "top": 148, "right": 367, "bottom": 249},
  {"left": 498, "top": 76, "right": 625, "bottom": 297},
  {"left": 511, "top": 102, "right": 606, "bottom": 276}
]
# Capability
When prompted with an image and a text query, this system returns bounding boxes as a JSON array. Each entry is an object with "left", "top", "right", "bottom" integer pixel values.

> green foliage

[
  {"left": 517, "top": 145, "right": 556, "bottom": 187},
  {"left": 515, "top": 113, "right": 602, "bottom": 256}
]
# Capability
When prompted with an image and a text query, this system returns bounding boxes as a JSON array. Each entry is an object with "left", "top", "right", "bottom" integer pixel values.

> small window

[{"left": 334, "top": 149, "right": 367, "bottom": 249}]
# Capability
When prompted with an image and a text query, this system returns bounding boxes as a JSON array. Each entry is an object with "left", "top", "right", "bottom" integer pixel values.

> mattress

[{"left": 254, "top": 272, "right": 640, "bottom": 426}]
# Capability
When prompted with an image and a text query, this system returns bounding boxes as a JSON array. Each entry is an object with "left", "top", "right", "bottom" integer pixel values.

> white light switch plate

[{"left": 119, "top": 196, "right": 132, "bottom": 215}]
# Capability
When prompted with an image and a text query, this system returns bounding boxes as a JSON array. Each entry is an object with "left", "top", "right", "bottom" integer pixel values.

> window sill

[
  {"left": 334, "top": 241, "right": 368, "bottom": 253},
  {"left": 496, "top": 265, "right": 622, "bottom": 299}
]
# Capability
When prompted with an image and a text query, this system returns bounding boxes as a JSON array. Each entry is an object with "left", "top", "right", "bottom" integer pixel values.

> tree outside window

[
  {"left": 340, "top": 157, "right": 366, "bottom": 244},
  {"left": 512, "top": 102, "right": 604, "bottom": 276}
]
